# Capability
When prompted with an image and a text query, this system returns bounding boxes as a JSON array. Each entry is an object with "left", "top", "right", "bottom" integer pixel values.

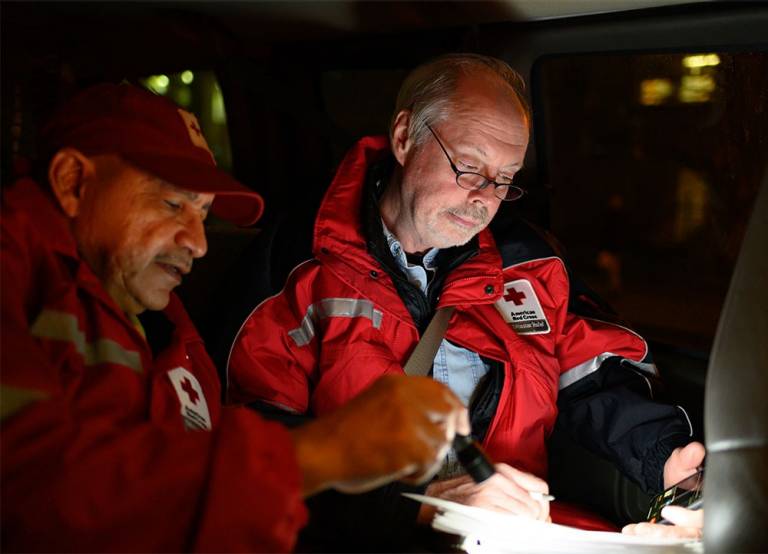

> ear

[
  {"left": 47, "top": 148, "right": 95, "bottom": 218},
  {"left": 390, "top": 109, "right": 414, "bottom": 166}
]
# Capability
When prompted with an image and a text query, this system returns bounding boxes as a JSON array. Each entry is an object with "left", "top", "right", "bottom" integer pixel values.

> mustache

[
  {"left": 447, "top": 204, "right": 489, "bottom": 226},
  {"left": 155, "top": 253, "right": 193, "bottom": 274}
]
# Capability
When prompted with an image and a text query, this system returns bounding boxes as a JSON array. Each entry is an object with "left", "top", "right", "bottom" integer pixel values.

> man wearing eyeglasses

[{"left": 227, "top": 54, "right": 703, "bottom": 548}]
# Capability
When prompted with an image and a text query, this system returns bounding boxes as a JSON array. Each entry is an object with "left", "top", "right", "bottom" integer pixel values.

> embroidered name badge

[
  {"left": 167, "top": 367, "right": 212, "bottom": 431},
  {"left": 495, "top": 279, "right": 551, "bottom": 335}
]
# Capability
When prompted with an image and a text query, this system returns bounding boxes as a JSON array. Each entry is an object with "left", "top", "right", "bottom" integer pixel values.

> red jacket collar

[
  {"left": 313, "top": 136, "right": 503, "bottom": 306},
  {"left": 3, "top": 178, "right": 80, "bottom": 259}
]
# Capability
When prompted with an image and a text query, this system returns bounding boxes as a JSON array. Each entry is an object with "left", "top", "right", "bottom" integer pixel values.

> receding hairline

[
  {"left": 449, "top": 67, "right": 530, "bottom": 125},
  {"left": 390, "top": 53, "right": 531, "bottom": 145}
]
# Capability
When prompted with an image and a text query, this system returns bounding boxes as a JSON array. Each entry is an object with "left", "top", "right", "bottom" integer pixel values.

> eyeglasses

[{"left": 426, "top": 124, "right": 525, "bottom": 202}]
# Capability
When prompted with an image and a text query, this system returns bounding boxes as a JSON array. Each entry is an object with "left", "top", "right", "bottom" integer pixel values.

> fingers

[
  {"left": 622, "top": 507, "right": 703, "bottom": 539},
  {"left": 302, "top": 375, "right": 468, "bottom": 494},
  {"left": 492, "top": 464, "right": 550, "bottom": 520},
  {"left": 394, "top": 377, "right": 468, "bottom": 477},
  {"left": 419, "top": 378, "right": 470, "bottom": 437},
  {"left": 663, "top": 441, "right": 706, "bottom": 488},
  {"left": 679, "top": 442, "right": 706, "bottom": 469},
  {"left": 495, "top": 463, "right": 549, "bottom": 493},
  {"left": 622, "top": 521, "right": 702, "bottom": 539},
  {"left": 494, "top": 463, "right": 550, "bottom": 520},
  {"left": 660, "top": 506, "right": 704, "bottom": 528},
  {"left": 428, "top": 467, "right": 550, "bottom": 521},
  {"left": 453, "top": 398, "right": 471, "bottom": 436}
]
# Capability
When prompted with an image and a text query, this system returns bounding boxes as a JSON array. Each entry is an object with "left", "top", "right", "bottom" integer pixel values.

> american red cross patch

[{"left": 495, "top": 278, "right": 551, "bottom": 335}]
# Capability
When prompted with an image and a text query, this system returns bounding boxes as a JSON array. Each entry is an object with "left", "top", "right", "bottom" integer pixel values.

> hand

[
  {"left": 419, "top": 463, "right": 551, "bottom": 523},
  {"left": 291, "top": 374, "right": 469, "bottom": 495},
  {"left": 663, "top": 441, "right": 705, "bottom": 489},
  {"left": 622, "top": 506, "right": 703, "bottom": 539}
]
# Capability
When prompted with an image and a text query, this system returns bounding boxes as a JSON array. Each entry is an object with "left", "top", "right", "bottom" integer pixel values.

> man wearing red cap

[{"left": 0, "top": 83, "right": 469, "bottom": 552}]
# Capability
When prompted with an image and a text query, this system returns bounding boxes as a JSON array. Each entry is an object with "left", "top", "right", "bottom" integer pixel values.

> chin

[
  {"left": 132, "top": 289, "right": 172, "bottom": 313},
  {"left": 436, "top": 232, "right": 476, "bottom": 249}
]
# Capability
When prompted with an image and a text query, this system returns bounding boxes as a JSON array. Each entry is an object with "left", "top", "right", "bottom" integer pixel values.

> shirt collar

[{"left": 380, "top": 220, "right": 440, "bottom": 272}]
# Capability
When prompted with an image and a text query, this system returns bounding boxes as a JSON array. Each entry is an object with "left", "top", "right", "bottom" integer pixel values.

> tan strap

[{"left": 403, "top": 306, "right": 455, "bottom": 377}]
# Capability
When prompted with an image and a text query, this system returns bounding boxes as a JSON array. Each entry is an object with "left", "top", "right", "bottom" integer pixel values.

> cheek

[
  {"left": 111, "top": 224, "right": 167, "bottom": 276},
  {"left": 411, "top": 187, "right": 443, "bottom": 224},
  {"left": 486, "top": 198, "right": 503, "bottom": 219},
  {"left": 108, "top": 238, "right": 148, "bottom": 281}
]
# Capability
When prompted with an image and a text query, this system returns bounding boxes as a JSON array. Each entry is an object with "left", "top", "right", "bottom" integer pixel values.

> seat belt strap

[{"left": 402, "top": 306, "right": 455, "bottom": 377}]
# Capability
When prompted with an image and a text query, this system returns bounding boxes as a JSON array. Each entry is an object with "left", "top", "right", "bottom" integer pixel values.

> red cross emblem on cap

[
  {"left": 177, "top": 109, "right": 214, "bottom": 162},
  {"left": 188, "top": 120, "right": 202, "bottom": 137},
  {"left": 504, "top": 287, "right": 526, "bottom": 306}
]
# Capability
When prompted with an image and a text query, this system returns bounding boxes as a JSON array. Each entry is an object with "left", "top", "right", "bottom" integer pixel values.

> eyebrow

[
  {"left": 179, "top": 190, "right": 214, "bottom": 213},
  {"left": 463, "top": 146, "right": 523, "bottom": 172}
]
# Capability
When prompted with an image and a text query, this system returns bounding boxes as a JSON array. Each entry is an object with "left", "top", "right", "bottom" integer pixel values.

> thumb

[
  {"left": 660, "top": 505, "right": 704, "bottom": 528},
  {"left": 679, "top": 442, "right": 706, "bottom": 469}
]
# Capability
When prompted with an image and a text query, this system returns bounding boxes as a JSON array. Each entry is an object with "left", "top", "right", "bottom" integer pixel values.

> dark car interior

[{"left": 2, "top": 1, "right": 766, "bottom": 550}]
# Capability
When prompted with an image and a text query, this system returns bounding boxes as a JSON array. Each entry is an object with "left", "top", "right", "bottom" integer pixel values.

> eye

[
  {"left": 164, "top": 199, "right": 182, "bottom": 211},
  {"left": 458, "top": 160, "right": 479, "bottom": 171},
  {"left": 496, "top": 174, "right": 515, "bottom": 185}
]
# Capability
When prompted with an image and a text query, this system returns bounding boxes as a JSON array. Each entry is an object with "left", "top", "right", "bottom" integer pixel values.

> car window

[{"left": 535, "top": 51, "right": 767, "bottom": 352}]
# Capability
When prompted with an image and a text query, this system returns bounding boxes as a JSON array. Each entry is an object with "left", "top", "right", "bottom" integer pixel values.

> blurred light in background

[
  {"left": 683, "top": 54, "right": 721, "bottom": 69},
  {"left": 181, "top": 70, "right": 195, "bottom": 85},
  {"left": 145, "top": 74, "right": 169, "bottom": 94},
  {"left": 679, "top": 74, "right": 716, "bottom": 103},
  {"left": 211, "top": 83, "right": 227, "bottom": 124},
  {"left": 640, "top": 78, "right": 674, "bottom": 105}
]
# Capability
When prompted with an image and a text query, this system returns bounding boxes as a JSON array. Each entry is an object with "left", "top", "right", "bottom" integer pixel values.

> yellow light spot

[
  {"left": 144, "top": 74, "right": 169, "bottom": 94},
  {"left": 640, "top": 78, "right": 674, "bottom": 106},
  {"left": 181, "top": 70, "right": 195, "bottom": 85},
  {"left": 679, "top": 74, "right": 716, "bottom": 103},
  {"left": 682, "top": 54, "right": 721, "bottom": 69},
  {"left": 211, "top": 84, "right": 227, "bottom": 124}
]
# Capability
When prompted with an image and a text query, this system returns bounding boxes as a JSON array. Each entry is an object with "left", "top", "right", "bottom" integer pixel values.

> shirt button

[{"left": 485, "top": 285, "right": 495, "bottom": 295}]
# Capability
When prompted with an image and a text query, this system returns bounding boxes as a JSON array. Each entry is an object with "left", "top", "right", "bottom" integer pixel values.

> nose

[
  {"left": 468, "top": 182, "right": 499, "bottom": 204},
  {"left": 176, "top": 215, "right": 208, "bottom": 259}
]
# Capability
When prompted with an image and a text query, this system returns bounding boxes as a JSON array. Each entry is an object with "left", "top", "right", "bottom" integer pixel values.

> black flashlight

[{"left": 452, "top": 433, "right": 495, "bottom": 483}]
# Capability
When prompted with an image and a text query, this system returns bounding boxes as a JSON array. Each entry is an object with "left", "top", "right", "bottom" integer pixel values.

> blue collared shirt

[{"left": 382, "top": 222, "right": 490, "bottom": 478}]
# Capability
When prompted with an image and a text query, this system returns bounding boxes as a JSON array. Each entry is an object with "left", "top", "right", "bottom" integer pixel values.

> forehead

[{"left": 438, "top": 74, "right": 529, "bottom": 151}]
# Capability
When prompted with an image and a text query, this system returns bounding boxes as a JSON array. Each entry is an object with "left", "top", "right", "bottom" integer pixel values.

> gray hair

[{"left": 391, "top": 53, "right": 530, "bottom": 146}]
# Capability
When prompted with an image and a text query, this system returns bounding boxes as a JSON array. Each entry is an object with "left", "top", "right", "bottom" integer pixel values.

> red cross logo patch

[
  {"left": 495, "top": 278, "right": 550, "bottom": 335},
  {"left": 168, "top": 367, "right": 211, "bottom": 430},
  {"left": 503, "top": 287, "right": 526, "bottom": 306},
  {"left": 180, "top": 377, "right": 199, "bottom": 404}
]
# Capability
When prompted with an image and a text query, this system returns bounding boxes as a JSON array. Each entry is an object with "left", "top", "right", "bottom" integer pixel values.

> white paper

[{"left": 403, "top": 493, "right": 703, "bottom": 554}]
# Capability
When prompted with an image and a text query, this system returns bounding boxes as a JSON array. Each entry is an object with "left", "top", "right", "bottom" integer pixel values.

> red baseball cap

[{"left": 40, "top": 83, "right": 264, "bottom": 226}]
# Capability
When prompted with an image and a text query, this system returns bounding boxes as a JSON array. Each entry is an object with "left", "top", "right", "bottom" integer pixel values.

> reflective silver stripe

[
  {"left": 620, "top": 359, "right": 659, "bottom": 377},
  {"left": 30, "top": 310, "right": 143, "bottom": 373},
  {"left": 559, "top": 352, "right": 618, "bottom": 390},
  {"left": 677, "top": 405, "right": 694, "bottom": 436},
  {"left": 559, "top": 353, "right": 658, "bottom": 391},
  {"left": 289, "top": 298, "right": 383, "bottom": 347}
]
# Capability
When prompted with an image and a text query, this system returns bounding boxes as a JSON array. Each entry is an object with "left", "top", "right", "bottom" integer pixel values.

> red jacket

[
  {"left": 227, "top": 137, "right": 650, "bottom": 530},
  {"left": 1, "top": 179, "right": 307, "bottom": 552}
]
